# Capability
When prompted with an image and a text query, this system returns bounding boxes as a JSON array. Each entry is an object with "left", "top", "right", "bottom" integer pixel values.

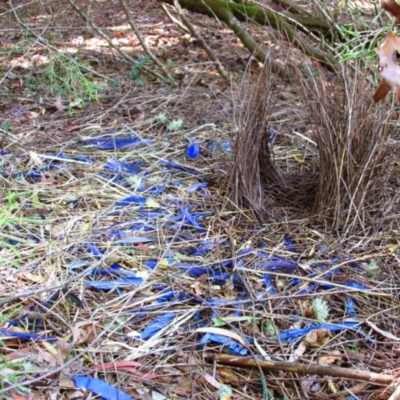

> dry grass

[
  {"left": 303, "top": 65, "right": 394, "bottom": 233},
  {"left": 227, "top": 65, "right": 284, "bottom": 221},
  {"left": 2, "top": 1, "right": 400, "bottom": 399},
  {"left": 229, "top": 63, "right": 396, "bottom": 234}
]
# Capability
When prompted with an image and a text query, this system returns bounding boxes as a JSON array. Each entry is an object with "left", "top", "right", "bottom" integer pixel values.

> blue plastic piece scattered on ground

[
  {"left": 159, "top": 160, "right": 199, "bottom": 174},
  {"left": 0, "top": 329, "right": 58, "bottom": 342},
  {"left": 264, "top": 274, "right": 276, "bottom": 295},
  {"left": 85, "top": 243, "right": 104, "bottom": 256},
  {"left": 344, "top": 281, "right": 368, "bottom": 290},
  {"left": 144, "top": 259, "right": 158, "bottom": 269},
  {"left": 74, "top": 375, "right": 133, "bottom": 400},
  {"left": 220, "top": 141, "right": 231, "bottom": 152},
  {"left": 141, "top": 312, "right": 176, "bottom": 340},
  {"left": 85, "top": 277, "right": 143, "bottom": 290},
  {"left": 199, "top": 333, "right": 248, "bottom": 355},
  {"left": 104, "top": 159, "right": 143, "bottom": 173},
  {"left": 73, "top": 155, "right": 91, "bottom": 163},
  {"left": 284, "top": 236, "right": 296, "bottom": 252},
  {"left": 278, "top": 321, "right": 361, "bottom": 341},
  {"left": 186, "top": 143, "right": 200, "bottom": 159},
  {"left": 345, "top": 297, "right": 357, "bottom": 316},
  {"left": 185, "top": 182, "right": 208, "bottom": 192},
  {"left": 142, "top": 184, "right": 166, "bottom": 195},
  {"left": 85, "top": 136, "right": 154, "bottom": 150},
  {"left": 116, "top": 195, "right": 147, "bottom": 206},
  {"left": 115, "top": 236, "right": 155, "bottom": 244},
  {"left": 256, "top": 260, "right": 297, "bottom": 271}
]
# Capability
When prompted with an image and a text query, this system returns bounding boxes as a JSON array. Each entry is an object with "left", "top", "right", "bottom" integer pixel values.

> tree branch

[
  {"left": 205, "top": 353, "right": 395, "bottom": 385},
  {"left": 159, "top": 0, "right": 338, "bottom": 73},
  {"left": 119, "top": 0, "right": 175, "bottom": 83},
  {"left": 173, "top": 0, "right": 230, "bottom": 81}
]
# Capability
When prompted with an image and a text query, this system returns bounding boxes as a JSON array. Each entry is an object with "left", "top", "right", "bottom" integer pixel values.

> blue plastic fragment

[
  {"left": 142, "top": 184, "right": 166, "bottom": 195},
  {"left": 104, "top": 159, "right": 143, "bottom": 173},
  {"left": 186, "top": 143, "right": 200, "bottom": 159},
  {"left": 74, "top": 375, "right": 132, "bottom": 400},
  {"left": 284, "top": 236, "right": 296, "bottom": 252},
  {"left": 85, "top": 243, "right": 104, "bottom": 256},
  {"left": 345, "top": 297, "right": 357, "bottom": 316},
  {"left": 185, "top": 182, "right": 208, "bottom": 192},
  {"left": 190, "top": 240, "right": 222, "bottom": 256},
  {"left": 85, "top": 277, "right": 143, "bottom": 290},
  {"left": 159, "top": 160, "right": 198, "bottom": 174},
  {"left": 220, "top": 141, "right": 231, "bottom": 152},
  {"left": 137, "top": 210, "right": 167, "bottom": 218},
  {"left": 344, "top": 281, "right": 368, "bottom": 290},
  {"left": 141, "top": 312, "right": 176, "bottom": 340},
  {"left": 85, "top": 136, "right": 154, "bottom": 150},
  {"left": 180, "top": 207, "right": 205, "bottom": 232},
  {"left": 73, "top": 155, "right": 91, "bottom": 163},
  {"left": 116, "top": 195, "right": 147, "bottom": 206},
  {"left": 144, "top": 260, "right": 157, "bottom": 269},
  {"left": 67, "top": 260, "right": 90, "bottom": 272},
  {"left": 264, "top": 274, "right": 276, "bottom": 295},
  {"left": 297, "top": 283, "right": 319, "bottom": 295},
  {"left": 256, "top": 260, "right": 297, "bottom": 270},
  {"left": 279, "top": 321, "right": 361, "bottom": 341},
  {"left": 115, "top": 236, "right": 155, "bottom": 244},
  {"left": 199, "top": 333, "right": 248, "bottom": 355},
  {"left": 89, "top": 265, "right": 137, "bottom": 277},
  {"left": 0, "top": 329, "right": 58, "bottom": 342}
]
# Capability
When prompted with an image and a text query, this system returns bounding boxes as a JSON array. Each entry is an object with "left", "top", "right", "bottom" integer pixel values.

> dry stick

[
  {"left": 161, "top": 3, "right": 190, "bottom": 33},
  {"left": 205, "top": 353, "right": 395, "bottom": 385},
  {"left": 172, "top": 0, "right": 230, "bottom": 81},
  {"left": 214, "top": 5, "right": 292, "bottom": 81},
  {"left": 118, "top": 0, "right": 175, "bottom": 83},
  {"left": 66, "top": 0, "right": 166, "bottom": 82}
]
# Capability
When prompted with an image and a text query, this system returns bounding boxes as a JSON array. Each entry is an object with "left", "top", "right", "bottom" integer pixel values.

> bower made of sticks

[{"left": 227, "top": 65, "right": 393, "bottom": 232}]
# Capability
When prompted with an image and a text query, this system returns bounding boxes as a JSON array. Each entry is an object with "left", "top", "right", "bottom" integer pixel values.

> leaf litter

[
  {"left": 1, "top": 109, "right": 400, "bottom": 399},
  {"left": 1, "top": 1, "right": 400, "bottom": 400}
]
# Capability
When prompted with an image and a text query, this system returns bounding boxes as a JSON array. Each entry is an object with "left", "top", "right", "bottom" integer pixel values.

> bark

[{"left": 205, "top": 353, "right": 395, "bottom": 386}]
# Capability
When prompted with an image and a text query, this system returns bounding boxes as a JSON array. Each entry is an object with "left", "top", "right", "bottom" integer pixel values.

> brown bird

[
  {"left": 381, "top": 0, "right": 400, "bottom": 19},
  {"left": 374, "top": 32, "right": 400, "bottom": 102}
]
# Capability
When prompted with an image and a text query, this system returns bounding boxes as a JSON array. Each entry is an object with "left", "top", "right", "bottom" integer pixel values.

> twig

[
  {"left": 205, "top": 353, "right": 395, "bottom": 385},
  {"left": 66, "top": 0, "right": 166, "bottom": 82},
  {"left": 118, "top": 0, "right": 175, "bottom": 83},
  {"left": 209, "top": 4, "right": 291, "bottom": 81},
  {"left": 172, "top": 0, "right": 230, "bottom": 82},
  {"left": 161, "top": 3, "right": 190, "bottom": 33}
]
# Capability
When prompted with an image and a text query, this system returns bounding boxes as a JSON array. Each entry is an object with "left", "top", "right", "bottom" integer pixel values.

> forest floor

[{"left": 1, "top": 0, "right": 400, "bottom": 399}]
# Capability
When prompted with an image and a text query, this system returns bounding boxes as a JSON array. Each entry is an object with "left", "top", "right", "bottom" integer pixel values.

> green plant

[
  {"left": 131, "top": 56, "right": 151, "bottom": 86},
  {"left": 167, "top": 118, "right": 184, "bottom": 131},
  {"left": 0, "top": 191, "right": 44, "bottom": 265},
  {"left": 26, "top": 52, "right": 102, "bottom": 112},
  {"left": 0, "top": 306, "right": 33, "bottom": 392},
  {"left": 0, "top": 121, "right": 11, "bottom": 132},
  {"left": 336, "top": 27, "right": 386, "bottom": 66}
]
